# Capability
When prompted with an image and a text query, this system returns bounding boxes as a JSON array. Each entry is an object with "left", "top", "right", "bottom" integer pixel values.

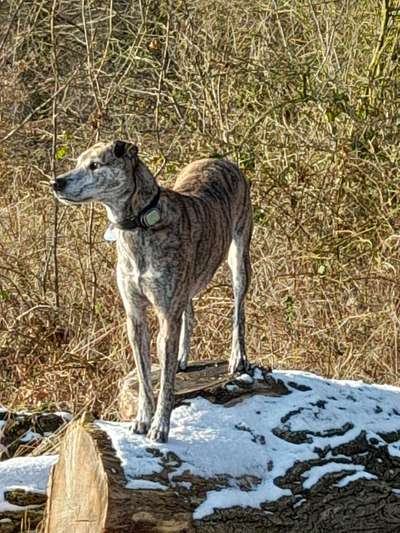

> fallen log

[
  {"left": 0, "top": 489, "right": 46, "bottom": 533},
  {"left": 0, "top": 410, "right": 68, "bottom": 533},
  {"left": 0, "top": 455, "right": 57, "bottom": 533},
  {"left": 44, "top": 363, "right": 400, "bottom": 533},
  {"left": 0, "top": 410, "right": 70, "bottom": 459}
]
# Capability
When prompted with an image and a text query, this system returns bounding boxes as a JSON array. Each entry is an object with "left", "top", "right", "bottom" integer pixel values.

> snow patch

[
  {"left": 19, "top": 431, "right": 42, "bottom": 443},
  {"left": 99, "top": 369, "right": 400, "bottom": 519},
  {"left": 96, "top": 421, "right": 164, "bottom": 482},
  {"left": 1, "top": 370, "right": 399, "bottom": 521},
  {"left": 302, "top": 463, "right": 363, "bottom": 489},
  {"left": 235, "top": 373, "right": 254, "bottom": 384},
  {"left": 126, "top": 479, "right": 168, "bottom": 491},
  {"left": 54, "top": 411, "right": 73, "bottom": 421},
  {"left": 388, "top": 442, "right": 400, "bottom": 457},
  {"left": 176, "top": 481, "right": 192, "bottom": 490},
  {"left": 335, "top": 470, "right": 377, "bottom": 488}
]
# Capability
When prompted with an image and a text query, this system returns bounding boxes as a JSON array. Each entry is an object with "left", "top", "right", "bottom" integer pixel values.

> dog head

[{"left": 52, "top": 140, "right": 139, "bottom": 205}]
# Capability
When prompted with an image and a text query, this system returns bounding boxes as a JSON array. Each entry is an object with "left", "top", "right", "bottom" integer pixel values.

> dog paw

[
  {"left": 147, "top": 420, "right": 169, "bottom": 443},
  {"left": 229, "top": 356, "right": 249, "bottom": 375},
  {"left": 177, "top": 359, "right": 188, "bottom": 372},
  {"left": 131, "top": 418, "right": 150, "bottom": 435}
]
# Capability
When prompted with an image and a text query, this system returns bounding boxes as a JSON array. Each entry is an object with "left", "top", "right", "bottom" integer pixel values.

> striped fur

[{"left": 53, "top": 141, "right": 253, "bottom": 442}]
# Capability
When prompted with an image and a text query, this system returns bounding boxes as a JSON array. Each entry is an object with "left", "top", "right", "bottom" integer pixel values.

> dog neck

[{"left": 104, "top": 160, "right": 160, "bottom": 229}]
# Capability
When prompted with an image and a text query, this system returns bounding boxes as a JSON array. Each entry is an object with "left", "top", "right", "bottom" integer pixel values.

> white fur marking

[{"left": 104, "top": 225, "right": 117, "bottom": 242}]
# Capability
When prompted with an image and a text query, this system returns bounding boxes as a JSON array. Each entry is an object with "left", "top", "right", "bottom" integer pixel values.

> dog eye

[{"left": 89, "top": 162, "right": 100, "bottom": 171}]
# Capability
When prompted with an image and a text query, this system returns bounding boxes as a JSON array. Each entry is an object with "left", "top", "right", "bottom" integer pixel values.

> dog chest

[{"left": 116, "top": 234, "right": 170, "bottom": 292}]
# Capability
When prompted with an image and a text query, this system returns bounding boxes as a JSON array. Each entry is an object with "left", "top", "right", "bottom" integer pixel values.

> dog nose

[{"left": 53, "top": 177, "right": 67, "bottom": 192}]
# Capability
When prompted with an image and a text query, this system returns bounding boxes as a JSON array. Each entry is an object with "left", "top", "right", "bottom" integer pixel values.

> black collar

[{"left": 113, "top": 188, "right": 161, "bottom": 231}]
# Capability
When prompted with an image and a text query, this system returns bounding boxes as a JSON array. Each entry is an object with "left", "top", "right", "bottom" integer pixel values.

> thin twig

[
  {"left": 0, "top": 68, "right": 80, "bottom": 145},
  {"left": 50, "top": 0, "right": 60, "bottom": 308}
]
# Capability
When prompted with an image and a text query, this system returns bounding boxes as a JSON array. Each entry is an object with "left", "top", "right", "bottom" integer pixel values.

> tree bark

[
  {"left": 0, "top": 489, "right": 46, "bottom": 533},
  {"left": 43, "top": 363, "right": 400, "bottom": 533}
]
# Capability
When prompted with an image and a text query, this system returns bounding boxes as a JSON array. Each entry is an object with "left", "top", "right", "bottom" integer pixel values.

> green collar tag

[
  {"left": 142, "top": 208, "right": 161, "bottom": 228},
  {"left": 115, "top": 188, "right": 161, "bottom": 231}
]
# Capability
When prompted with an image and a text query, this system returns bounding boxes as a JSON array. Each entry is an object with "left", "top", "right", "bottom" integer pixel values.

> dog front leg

[
  {"left": 117, "top": 268, "right": 155, "bottom": 434},
  {"left": 126, "top": 313, "right": 155, "bottom": 435},
  {"left": 147, "top": 313, "right": 182, "bottom": 443}
]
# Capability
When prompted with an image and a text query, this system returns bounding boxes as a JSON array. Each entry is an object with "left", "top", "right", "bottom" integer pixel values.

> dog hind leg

[
  {"left": 177, "top": 299, "right": 194, "bottom": 371},
  {"left": 227, "top": 224, "right": 252, "bottom": 374}
]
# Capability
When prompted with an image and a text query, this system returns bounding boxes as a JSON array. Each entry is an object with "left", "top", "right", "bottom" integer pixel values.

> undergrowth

[{"left": 0, "top": 0, "right": 399, "bottom": 416}]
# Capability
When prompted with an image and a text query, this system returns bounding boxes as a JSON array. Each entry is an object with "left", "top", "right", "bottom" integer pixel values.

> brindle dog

[{"left": 53, "top": 141, "right": 253, "bottom": 442}]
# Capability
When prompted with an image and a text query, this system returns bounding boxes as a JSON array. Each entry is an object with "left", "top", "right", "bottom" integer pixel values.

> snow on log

[
  {"left": 0, "top": 411, "right": 69, "bottom": 532},
  {"left": 0, "top": 455, "right": 57, "bottom": 532},
  {"left": 43, "top": 363, "right": 400, "bottom": 533}
]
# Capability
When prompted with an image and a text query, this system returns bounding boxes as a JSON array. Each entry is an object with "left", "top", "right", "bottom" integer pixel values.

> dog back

[{"left": 171, "top": 158, "right": 252, "bottom": 293}]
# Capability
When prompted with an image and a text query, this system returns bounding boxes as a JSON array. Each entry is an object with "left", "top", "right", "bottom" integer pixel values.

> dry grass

[{"left": 1, "top": 0, "right": 400, "bottom": 418}]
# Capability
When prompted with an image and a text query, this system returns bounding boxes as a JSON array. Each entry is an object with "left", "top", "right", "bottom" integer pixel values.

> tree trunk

[{"left": 44, "top": 363, "right": 400, "bottom": 533}]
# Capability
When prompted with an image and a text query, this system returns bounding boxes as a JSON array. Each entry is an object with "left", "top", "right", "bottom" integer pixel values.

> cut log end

[
  {"left": 44, "top": 421, "right": 193, "bottom": 533},
  {"left": 45, "top": 423, "right": 111, "bottom": 532}
]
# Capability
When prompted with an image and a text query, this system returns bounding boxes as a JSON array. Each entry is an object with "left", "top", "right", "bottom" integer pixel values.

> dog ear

[
  {"left": 113, "top": 140, "right": 126, "bottom": 158},
  {"left": 113, "top": 140, "right": 139, "bottom": 160}
]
